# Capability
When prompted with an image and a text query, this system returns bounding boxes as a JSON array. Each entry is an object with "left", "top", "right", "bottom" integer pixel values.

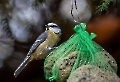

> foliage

[{"left": 94, "top": 0, "right": 116, "bottom": 13}]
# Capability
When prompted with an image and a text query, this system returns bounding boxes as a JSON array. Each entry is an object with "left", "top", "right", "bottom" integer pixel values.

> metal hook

[{"left": 70, "top": 0, "right": 80, "bottom": 23}]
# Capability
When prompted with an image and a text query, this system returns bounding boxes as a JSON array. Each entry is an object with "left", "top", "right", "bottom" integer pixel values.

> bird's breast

[{"left": 30, "top": 31, "right": 61, "bottom": 60}]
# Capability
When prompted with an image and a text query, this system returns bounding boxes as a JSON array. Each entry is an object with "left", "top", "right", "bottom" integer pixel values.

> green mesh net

[{"left": 44, "top": 23, "right": 117, "bottom": 82}]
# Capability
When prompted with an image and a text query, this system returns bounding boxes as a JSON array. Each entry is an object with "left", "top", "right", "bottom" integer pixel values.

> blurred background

[{"left": 0, "top": 0, "right": 120, "bottom": 82}]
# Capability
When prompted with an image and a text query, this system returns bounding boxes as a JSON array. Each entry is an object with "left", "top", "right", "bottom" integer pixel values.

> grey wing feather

[
  {"left": 14, "top": 32, "right": 48, "bottom": 77},
  {"left": 27, "top": 31, "right": 48, "bottom": 56}
]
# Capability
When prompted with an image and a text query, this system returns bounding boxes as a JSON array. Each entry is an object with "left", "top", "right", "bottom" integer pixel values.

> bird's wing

[
  {"left": 27, "top": 32, "right": 48, "bottom": 56},
  {"left": 14, "top": 32, "right": 48, "bottom": 77}
]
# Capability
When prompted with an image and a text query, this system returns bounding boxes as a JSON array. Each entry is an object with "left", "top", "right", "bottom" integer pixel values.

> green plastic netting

[{"left": 44, "top": 23, "right": 117, "bottom": 82}]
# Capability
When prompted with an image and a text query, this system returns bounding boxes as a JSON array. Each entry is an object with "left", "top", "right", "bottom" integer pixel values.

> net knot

[{"left": 74, "top": 23, "right": 96, "bottom": 39}]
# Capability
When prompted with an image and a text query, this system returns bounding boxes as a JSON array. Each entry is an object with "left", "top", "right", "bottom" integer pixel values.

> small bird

[{"left": 14, "top": 23, "right": 61, "bottom": 77}]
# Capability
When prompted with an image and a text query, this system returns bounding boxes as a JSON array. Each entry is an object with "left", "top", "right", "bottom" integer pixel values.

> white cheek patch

[{"left": 49, "top": 27, "right": 61, "bottom": 34}]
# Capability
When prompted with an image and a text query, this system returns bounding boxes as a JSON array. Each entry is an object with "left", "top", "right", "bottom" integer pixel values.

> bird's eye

[
  {"left": 51, "top": 25, "right": 55, "bottom": 27},
  {"left": 51, "top": 25, "right": 58, "bottom": 28},
  {"left": 51, "top": 25, "right": 54, "bottom": 27}
]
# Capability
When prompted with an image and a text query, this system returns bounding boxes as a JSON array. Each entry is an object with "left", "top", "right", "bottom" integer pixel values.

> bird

[{"left": 14, "top": 22, "right": 62, "bottom": 77}]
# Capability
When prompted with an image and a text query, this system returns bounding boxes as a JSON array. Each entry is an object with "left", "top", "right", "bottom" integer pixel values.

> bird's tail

[{"left": 14, "top": 55, "right": 31, "bottom": 77}]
